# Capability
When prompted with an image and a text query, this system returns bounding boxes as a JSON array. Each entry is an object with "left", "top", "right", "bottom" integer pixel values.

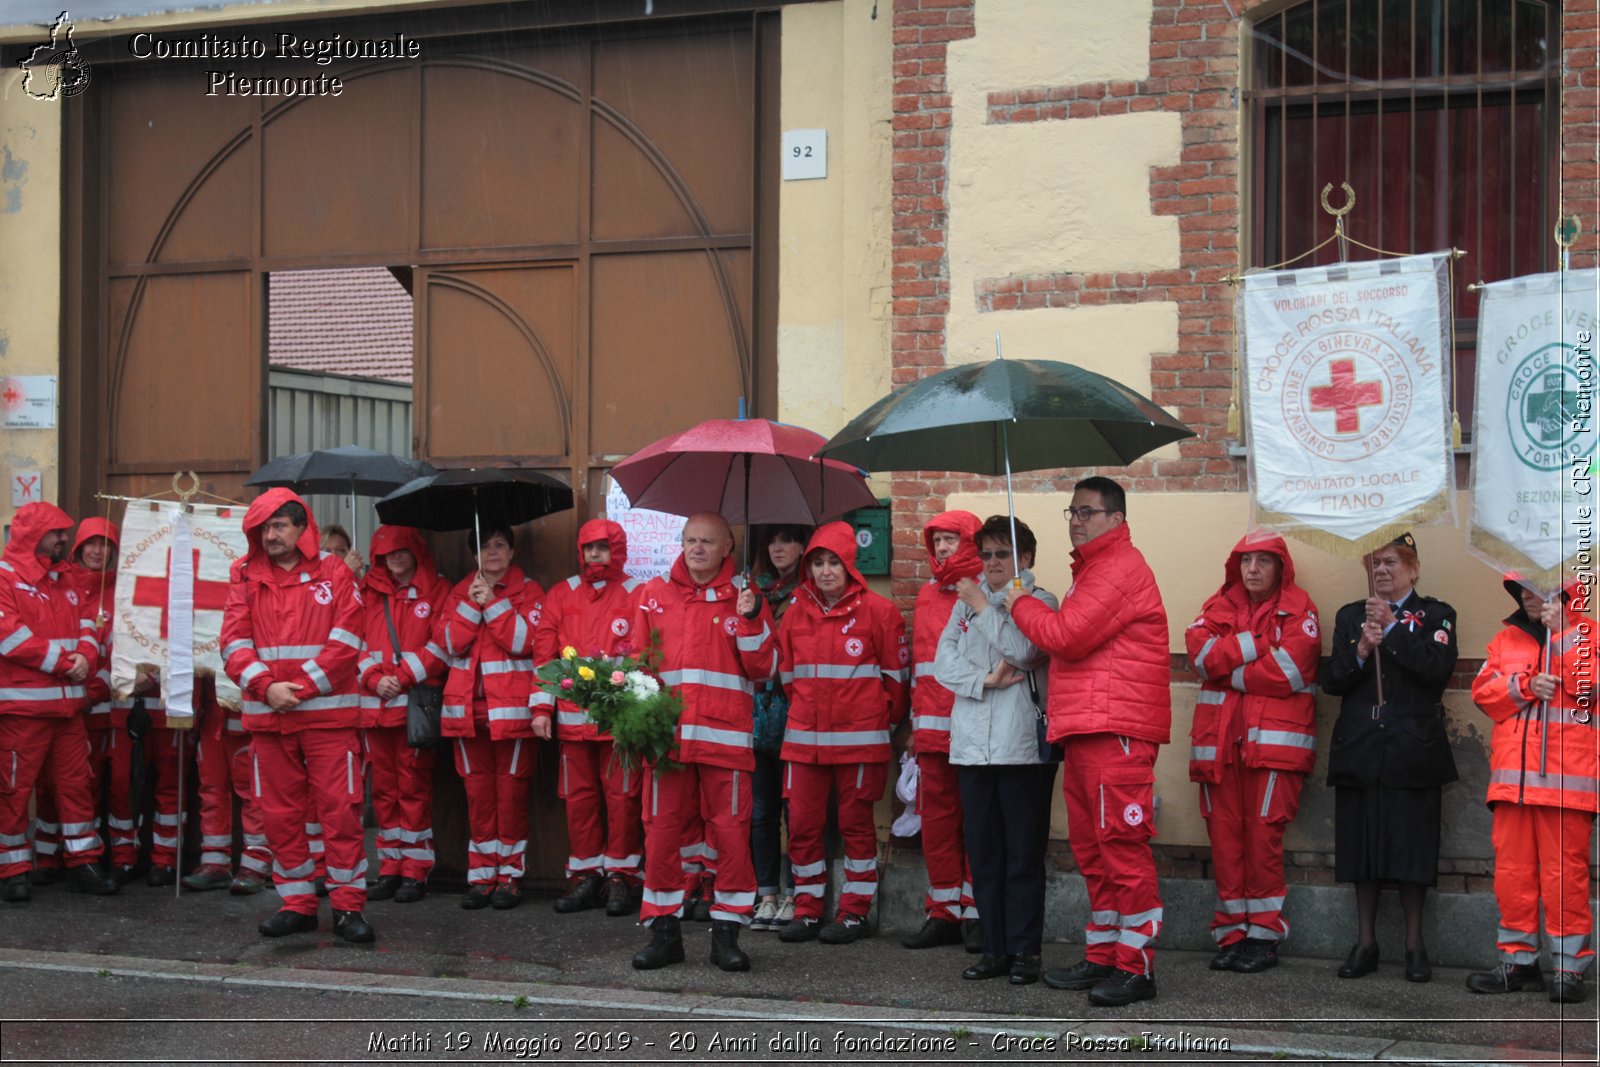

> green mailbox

[{"left": 845, "top": 497, "right": 892, "bottom": 576}]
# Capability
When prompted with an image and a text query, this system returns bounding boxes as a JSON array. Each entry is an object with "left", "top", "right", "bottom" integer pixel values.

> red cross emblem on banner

[
  {"left": 132, "top": 548, "right": 231, "bottom": 639},
  {"left": 1309, "top": 358, "right": 1384, "bottom": 434}
]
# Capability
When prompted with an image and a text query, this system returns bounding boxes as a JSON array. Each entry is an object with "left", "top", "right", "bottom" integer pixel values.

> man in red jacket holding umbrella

[
  {"left": 629, "top": 512, "right": 773, "bottom": 973},
  {"left": 357, "top": 525, "right": 451, "bottom": 904},
  {"left": 903, "top": 510, "right": 983, "bottom": 951},
  {"left": 220, "top": 489, "right": 372, "bottom": 941},
  {"left": 535, "top": 519, "right": 646, "bottom": 917},
  {"left": 1008, "top": 477, "right": 1170, "bottom": 1007}
]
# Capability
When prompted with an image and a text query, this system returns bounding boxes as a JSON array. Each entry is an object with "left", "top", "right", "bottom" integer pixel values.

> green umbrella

[{"left": 816, "top": 356, "right": 1195, "bottom": 578}]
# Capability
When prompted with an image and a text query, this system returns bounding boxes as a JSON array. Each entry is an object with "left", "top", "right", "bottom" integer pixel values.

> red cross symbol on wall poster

[
  {"left": 1309, "top": 358, "right": 1385, "bottom": 435},
  {"left": 132, "top": 548, "right": 231, "bottom": 639}
]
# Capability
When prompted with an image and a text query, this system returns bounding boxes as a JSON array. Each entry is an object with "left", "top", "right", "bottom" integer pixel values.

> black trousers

[{"left": 958, "top": 762, "right": 1058, "bottom": 957}]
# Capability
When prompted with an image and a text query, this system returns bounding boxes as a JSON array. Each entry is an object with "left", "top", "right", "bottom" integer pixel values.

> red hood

[
  {"left": 801, "top": 520, "right": 868, "bottom": 600},
  {"left": 241, "top": 487, "right": 321, "bottom": 568},
  {"left": 668, "top": 551, "right": 737, "bottom": 595},
  {"left": 577, "top": 518, "right": 629, "bottom": 585},
  {"left": 4, "top": 501, "right": 74, "bottom": 583},
  {"left": 923, "top": 510, "right": 982, "bottom": 586},
  {"left": 72, "top": 516, "right": 120, "bottom": 557},
  {"left": 1205, "top": 528, "right": 1311, "bottom": 623},
  {"left": 363, "top": 524, "right": 439, "bottom": 595}
]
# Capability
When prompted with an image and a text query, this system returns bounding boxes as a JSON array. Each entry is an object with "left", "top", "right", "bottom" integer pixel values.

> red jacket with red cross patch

[
  {"left": 356, "top": 525, "right": 451, "bottom": 729},
  {"left": 0, "top": 503, "right": 100, "bottom": 719},
  {"left": 437, "top": 566, "right": 547, "bottom": 741}
]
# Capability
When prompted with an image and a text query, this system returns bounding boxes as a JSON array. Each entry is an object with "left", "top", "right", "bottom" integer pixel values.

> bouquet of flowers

[{"left": 536, "top": 638, "right": 682, "bottom": 774}]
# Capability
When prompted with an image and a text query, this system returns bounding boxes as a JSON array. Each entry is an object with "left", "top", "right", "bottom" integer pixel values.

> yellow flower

[
  {"left": 561, "top": 646, "right": 578, "bottom": 661},
  {"left": 577, "top": 666, "right": 596, "bottom": 681}
]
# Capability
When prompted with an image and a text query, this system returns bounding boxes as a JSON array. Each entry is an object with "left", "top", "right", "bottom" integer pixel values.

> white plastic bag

[{"left": 891, "top": 751, "right": 921, "bottom": 838}]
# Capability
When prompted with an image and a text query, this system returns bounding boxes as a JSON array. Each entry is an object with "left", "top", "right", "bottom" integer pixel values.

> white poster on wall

[{"left": 605, "top": 477, "right": 686, "bottom": 583}]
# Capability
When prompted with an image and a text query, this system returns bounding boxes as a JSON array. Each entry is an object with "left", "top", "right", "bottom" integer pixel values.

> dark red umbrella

[{"left": 610, "top": 418, "right": 878, "bottom": 570}]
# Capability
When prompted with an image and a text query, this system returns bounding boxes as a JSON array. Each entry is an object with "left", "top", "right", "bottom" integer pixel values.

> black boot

[
  {"left": 961, "top": 918, "right": 983, "bottom": 954},
  {"left": 258, "top": 909, "right": 318, "bottom": 937},
  {"left": 1230, "top": 938, "right": 1280, "bottom": 973},
  {"left": 709, "top": 919, "right": 751, "bottom": 972},
  {"left": 604, "top": 874, "right": 637, "bottom": 917},
  {"left": 901, "top": 916, "right": 963, "bottom": 949},
  {"left": 333, "top": 910, "right": 376, "bottom": 943},
  {"left": 1466, "top": 961, "right": 1544, "bottom": 994},
  {"left": 393, "top": 878, "right": 426, "bottom": 904},
  {"left": 64, "top": 864, "right": 120, "bottom": 896},
  {"left": 146, "top": 866, "right": 176, "bottom": 888},
  {"left": 366, "top": 874, "right": 402, "bottom": 902},
  {"left": 553, "top": 872, "right": 605, "bottom": 914},
  {"left": 632, "top": 915, "right": 686, "bottom": 970},
  {"left": 2, "top": 875, "right": 31, "bottom": 903}
]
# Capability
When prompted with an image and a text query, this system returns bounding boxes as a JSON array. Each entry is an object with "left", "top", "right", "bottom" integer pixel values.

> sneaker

[
  {"left": 778, "top": 916, "right": 820, "bottom": 943},
  {"left": 774, "top": 896, "right": 796, "bottom": 926},
  {"left": 818, "top": 914, "right": 871, "bottom": 945},
  {"left": 229, "top": 871, "right": 267, "bottom": 896},
  {"left": 751, "top": 898, "right": 780, "bottom": 931}
]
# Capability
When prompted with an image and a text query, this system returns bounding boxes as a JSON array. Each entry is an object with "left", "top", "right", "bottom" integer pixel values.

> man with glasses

[{"left": 1006, "top": 476, "right": 1171, "bottom": 1007}]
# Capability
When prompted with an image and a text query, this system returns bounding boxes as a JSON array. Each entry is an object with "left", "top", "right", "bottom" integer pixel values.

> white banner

[
  {"left": 1471, "top": 268, "right": 1599, "bottom": 593},
  {"left": 1240, "top": 251, "right": 1456, "bottom": 555},
  {"left": 112, "top": 501, "right": 247, "bottom": 717},
  {"left": 605, "top": 477, "right": 686, "bottom": 583}
]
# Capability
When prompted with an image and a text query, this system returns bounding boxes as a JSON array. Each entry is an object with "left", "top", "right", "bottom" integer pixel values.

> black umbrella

[
  {"left": 375, "top": 468, "right": 575, "bottom": 553},
  {"left": 247, "top": 446, "right": 436, "bottom": 533},
  {"left": 817, "top": 356, "right": 1195, "bottom": 579}
]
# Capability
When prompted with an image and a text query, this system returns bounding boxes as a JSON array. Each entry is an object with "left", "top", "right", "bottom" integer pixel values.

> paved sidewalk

[{"left": 0, "top": 878, "right": 1593, "bottom": 1064}]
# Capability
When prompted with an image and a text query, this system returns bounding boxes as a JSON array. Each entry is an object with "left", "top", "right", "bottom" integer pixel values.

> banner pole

[{"left": 1366, "top": 554, "right": 1386, "bottom": 709}]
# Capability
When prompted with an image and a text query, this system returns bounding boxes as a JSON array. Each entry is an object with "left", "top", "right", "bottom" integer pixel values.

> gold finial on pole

[
  {"left": 1320, "top": 181, "right": 1356, "bottom": 220},
  {"left": 1555, "top": 214, "right": 1581, "bottom": 271},
  {"left": 171, "top": 471, "right": 201, "bottom": 507}
]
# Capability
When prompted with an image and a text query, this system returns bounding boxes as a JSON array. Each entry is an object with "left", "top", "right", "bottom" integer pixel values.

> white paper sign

[
  {"left": 1240, "top": 252, "right": 1456, "bottom": 552},
  {"left": 1, "top": 376, "right": 57, "bottom": 428},
  {"left": 605, "top": 478, "right": 686, "bottom": 583},
  {"left": 1470, "top": 268, "right": 1599, "bottom": 591},
  {"left": 10, "top": 471, "right": 42, "bottom": 507}
]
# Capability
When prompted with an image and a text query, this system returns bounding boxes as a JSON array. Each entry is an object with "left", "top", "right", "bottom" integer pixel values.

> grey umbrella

[{"left": 817, "top": 356, "right": 1195, "bottom": 578}]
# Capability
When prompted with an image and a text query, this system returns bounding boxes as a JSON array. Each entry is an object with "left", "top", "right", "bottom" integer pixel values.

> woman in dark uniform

[{"left": 1322, "top": 532, "right": 1458, "bottom": 983}]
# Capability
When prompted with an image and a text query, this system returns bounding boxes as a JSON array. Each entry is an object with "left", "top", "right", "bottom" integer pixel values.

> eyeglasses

[
  {"left": 977, "top": 549, "right": 1012, "bottom": 561},
  {"left": 1063, "top": 506, "right": 1113, "bottom": 522}
]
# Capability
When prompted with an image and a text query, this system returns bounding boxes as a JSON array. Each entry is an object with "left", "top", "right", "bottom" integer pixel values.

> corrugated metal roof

[{"left": 268, "top": 267, "right": 413, "bottom": 384}]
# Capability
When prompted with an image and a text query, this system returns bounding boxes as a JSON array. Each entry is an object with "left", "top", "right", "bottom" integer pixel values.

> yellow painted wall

[
  {"left": 775, "top": 0, "right": 894, "bottom": 444},
  {"left": 0, "top": 70, "right": 62, "bottom": 526},
  {"left": 947, "top": 489, "right": 1524, "bottom": 846}
]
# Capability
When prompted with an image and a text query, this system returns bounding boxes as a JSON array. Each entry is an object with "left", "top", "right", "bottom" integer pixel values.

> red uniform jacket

[
  {"left": 1472, "top": 577, "right": 1597, "bottom": 813},
  {"left": 1011, "top": 521, "right": 1171, "bottom": 745},
  {"left": 220, "top": 488, "right": 365, "bottom": 733},
  {"left": 356, "top": 526, "right": 451, "bottom": 728},
  {"left": 532, "top": 519, "right": 644, "bottom": 741},
  {"left": 747, "top": 521, "right": 909, "bottom": 765},
  {"left": 62, "top": 517, "right": 120, "bottom": 731},
  {"left": 1184, "top": 529, "right": 1321, "bottom": 782},
  {"left": 632, "top": 553, "right": 772, "bottom": 772},
  {"left": 910, "top": 510, "right": 982, "bottom": 755},
  {"left": 0, "top": 503, "right": 98, "bottom": 719},
  {"left": 437, "top": 565, "right": 547, "bottom": 740}
]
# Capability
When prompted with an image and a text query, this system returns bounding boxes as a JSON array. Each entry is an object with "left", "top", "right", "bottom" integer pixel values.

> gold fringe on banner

[
  {"left": 1468, "top": 527, "right": 1579, "bottom": 595},
  {"left": 1256, "top": 492, "right": 1452, "bottom": 561}
]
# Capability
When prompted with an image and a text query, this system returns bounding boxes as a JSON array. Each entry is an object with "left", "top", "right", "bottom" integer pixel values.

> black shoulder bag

[{"left": 383, "top": 594, "right": 445, "bottom": 749}]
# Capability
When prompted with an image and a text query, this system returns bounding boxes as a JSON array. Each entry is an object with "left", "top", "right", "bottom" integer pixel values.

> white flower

[{"left": 624, "top": 671, "right": 660, "bottom": 699}]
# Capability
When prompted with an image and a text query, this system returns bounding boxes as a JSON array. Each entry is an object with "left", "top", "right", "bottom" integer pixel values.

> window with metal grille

[{"left": 1246, "top": 0, "right": 1560, "bottom": 432}]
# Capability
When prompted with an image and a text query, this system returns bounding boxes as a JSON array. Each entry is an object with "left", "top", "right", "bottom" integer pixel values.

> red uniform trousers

[
  {"left": 557, "top": 739, "right": 643, "bottom": 883},
  {"left": 916, "top": 750, "right": 974, "bottom": 922},
  {"left": 1062, "top": 734, "right": 1164, "bottom": 977},
  {"left": 32, "top": 726, "right": 111, "bottom": 871},
  {"left": 251, "top": 728, "right": 366, "bottom": 915},
  {"left": 195, "top": 730, "right": 270, "bottom": 878},
  {"left": 0, "top": 716, "right": 102, "bottom": 879},
  {"left": 1491, "top": 803, "right": 1596, "bottom": 975},
  {"left": 367, "top": 724, "right": 436, "bottom": 882},
  {"left": 107, "top": 726, "right": 185, "bottom": 869},
  {"left": 785, "top": 760, "right": 887, "bottom": 922},
  {"left": 640, "top": 761, "right": 754, "bottom": 926},
  {"left": 1198, "top": 758, "right": 1302, "bottom": 946},
  {"left": 452, "top": 722, "right": 533, "bottom": 888}
]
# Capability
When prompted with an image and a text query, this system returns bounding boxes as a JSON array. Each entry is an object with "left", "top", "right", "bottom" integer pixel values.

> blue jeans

[{"left": 750, "top": 748, "right": 790, "bottom": 896}]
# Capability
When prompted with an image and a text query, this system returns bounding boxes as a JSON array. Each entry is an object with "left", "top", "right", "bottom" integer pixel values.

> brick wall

[{"left": 889, "top": 0, "right": 1600, "bottom": 604}]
